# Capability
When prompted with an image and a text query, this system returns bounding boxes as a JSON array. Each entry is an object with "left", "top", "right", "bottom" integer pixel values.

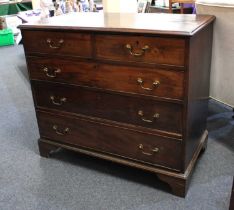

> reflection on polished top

[{"left": 19, "top": 12, "right": 215, "bottom": 36}]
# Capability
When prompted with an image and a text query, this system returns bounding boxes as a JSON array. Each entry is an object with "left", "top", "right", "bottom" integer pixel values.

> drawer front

[
  {"left": 95, "top": 34, "right": 185, "bottom": 66},
  {"left": 22, "top": 30, "right": 92, "bottom": 57},
  {"left": 33, "top": 81, "right": 183, "bottom": 135},
  {"left": 27, "top": 57, "right": 184, "bottom": 100},
  {"left": 37, "top": 111, "right": 182, "bottom": 171}
]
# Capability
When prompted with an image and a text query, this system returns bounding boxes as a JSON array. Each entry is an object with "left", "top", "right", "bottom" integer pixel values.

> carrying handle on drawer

[
  {"left": 43, "top": 67, "right": 61, "bottom": 78},
  {"left": 46, "top": 38, "right": 64, "bottom": 49},
  {"left": 125, "top": 44, "right": 149, "bottom": 57},
  {"left": 137, "top": 78, "right": 160, "bottom": 91},
  {"left": 53, "top": 125, "right": 70, "bottom": 136},
  {"left": 139, "top": 144, "right": 159, "bottom": 156},
  {"left": 138, "top": 110, "right": 160, "bottom": 123},
  {"left": 50, "top": 96, "right": 67, "bottom": 106}
]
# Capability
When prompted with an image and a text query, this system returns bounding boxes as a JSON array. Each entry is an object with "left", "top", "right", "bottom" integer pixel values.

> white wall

[
  {"left": 32, "top": 0, "right": 40, "bottom": 9},
  {"left": 196, "top": 2, "right": 234, "bottom": 107}
]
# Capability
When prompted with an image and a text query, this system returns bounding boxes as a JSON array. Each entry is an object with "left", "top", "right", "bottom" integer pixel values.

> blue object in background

[
  {"left": 184, "top": 3, "right": 196, "bottom": 13},
  {"left": 80, "top": 0, "right": 90, "bottom": 12}
]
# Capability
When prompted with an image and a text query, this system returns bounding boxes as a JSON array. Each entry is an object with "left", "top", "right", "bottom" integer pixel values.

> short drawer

[
  {"left": 27, "top": 57, "right": 184, "bottom": 101},
  {"left": 37, "top": 111, "right": 182, "bottom": 171},
  {"left": 33, "top": 81, "right": 183, "bottom": 135},
  {"left": 95, "top": 34, "right": 186, "bottom": 66},
  {"left": 22, "top": 30, "right": 92, "bottom": 57}
]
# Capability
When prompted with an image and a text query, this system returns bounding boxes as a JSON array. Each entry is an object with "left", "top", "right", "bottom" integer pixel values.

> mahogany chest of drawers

[{"left": 20, "top": 13, "right": 215, "bottom": 197}]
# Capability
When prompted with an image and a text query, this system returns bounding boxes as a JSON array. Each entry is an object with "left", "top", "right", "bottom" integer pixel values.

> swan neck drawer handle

[
  {"left": 137, "top": 78, "right": 160, "bottom": 91},
  {"left": 125, "top": 44, "right": 149, "bottom": 57},
  {"left": 139, "top": 144, "right": 159, "bottom": 156},
  {"left": 53, "top": 125, "right": 70, "bottom": 136},
  {"left": 138, "top": 110, "right": 160, "bottom": 123},
  {"left": 43, "top": 67, "right": 61, "bottom": 78},
  {"left": 50, "top": 96, "right": 67, "bottom": 106},
  {"left": 46, "top": 38, "right": 64, "bottom": 49}
]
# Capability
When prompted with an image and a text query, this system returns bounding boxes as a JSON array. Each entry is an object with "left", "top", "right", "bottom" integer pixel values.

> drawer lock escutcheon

[
  {"left": 43, "top": 67, "right": 61, "bottom": 78},
  {"left": 139, "top": 144, "right": 159, "bottom": 156},
  {"left": 50, "top": 96, "right": 67, "bottom": 106},
  {"left": 125, "top": 44, "right": 149, "bottom": 57},
  {"left": 53, "top": 125, "right": 70, "bottom": 136},
  {"left": 137, "top": 78, "right": 160, "bottom": 91},
  {"left": 46, "top": 38, "right": 64, "bottom": 49},
  {"left": 138, "top": 110, "right": 160, "bottom": 123}
]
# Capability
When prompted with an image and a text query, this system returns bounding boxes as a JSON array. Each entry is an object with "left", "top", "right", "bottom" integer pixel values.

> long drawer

[
  {"left": 95, "top": 34, "right": 186, "bottom": 66},
  {"left": 33, "top": 81, "right": 183, "bottom": 135},
  {"left": 22, "top": 30, "right": 92, "bottom": 57},
  {"left": 27, "top": 57, "right": 184, "bottom": 101},
  {"left": 37, "top": 111, "right": 182, "bottom": 171}
]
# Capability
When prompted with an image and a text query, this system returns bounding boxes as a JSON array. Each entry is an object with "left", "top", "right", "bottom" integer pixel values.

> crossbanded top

[{"left": 19, "top": 12, "right": 215, "bottom": 36}]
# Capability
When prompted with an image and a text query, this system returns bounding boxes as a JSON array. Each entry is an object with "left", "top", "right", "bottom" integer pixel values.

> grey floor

[{"left": 0, "top": 45, "right": 233, "bottom": 210}]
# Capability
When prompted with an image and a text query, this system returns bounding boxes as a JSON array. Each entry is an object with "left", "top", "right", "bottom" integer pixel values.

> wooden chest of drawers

[{"left": 20, "top": 13, "right": 215, "bottom": 197}]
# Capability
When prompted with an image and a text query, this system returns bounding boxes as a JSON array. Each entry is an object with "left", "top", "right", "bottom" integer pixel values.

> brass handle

[
  {"left": 137, "top": 78, "right": 160, "bottom": 91},
  {"left": 138, "top": 110, "right": 160, "bottom": 123},
  {"left": 125, "top": 44, "right": 149, "bottom": 57},
  {"left": 50, "top": 96, "right": 67, "bottom": 106},
  {"left": 53, "top": 125, "right": 70, "bottom": 136},
  {"left": 139, "top": 144, "right": 159, "bottom": 156},
  {"left": 43, "top": 67, "right": 61, "bottom": 78},
  {"left": 46, "top": 38, "right": 64, "bottom": 49}
]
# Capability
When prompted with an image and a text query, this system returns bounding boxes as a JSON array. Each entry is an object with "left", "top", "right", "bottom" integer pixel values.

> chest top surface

[{"left": 19, "top": 12, "right": 215, "bottom": 36}]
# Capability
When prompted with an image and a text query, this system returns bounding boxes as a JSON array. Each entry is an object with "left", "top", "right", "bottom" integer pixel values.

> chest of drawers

[{"left": 20, "top": 13, "right": 215, "bottom": 197}]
